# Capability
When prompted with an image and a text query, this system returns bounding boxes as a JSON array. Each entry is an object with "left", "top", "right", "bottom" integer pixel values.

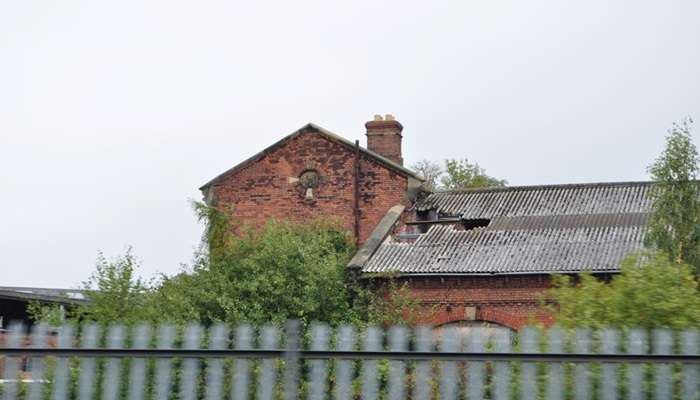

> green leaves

[
  {"left": 646, "top": 117, "right": 700, "bottom": 275},
  {"left": 411, "top": 158, "right": 507, "bottom": 191},
  {"left": 549, "top": 251, "right": 700, "bottom": 329}
]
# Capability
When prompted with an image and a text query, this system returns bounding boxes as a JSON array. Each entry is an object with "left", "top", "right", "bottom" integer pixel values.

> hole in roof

[{"left": 462, "top": 218, "right": 491, "bottom": 230}]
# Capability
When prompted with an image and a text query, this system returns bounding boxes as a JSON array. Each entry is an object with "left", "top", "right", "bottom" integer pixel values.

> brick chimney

[{"left": 365, "top": 114, "right": 404, "bottom": 166}]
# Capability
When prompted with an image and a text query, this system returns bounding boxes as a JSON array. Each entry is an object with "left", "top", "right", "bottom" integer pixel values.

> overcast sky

[{"left": 2, "top": 1, "right": 699, "bottom": 288}]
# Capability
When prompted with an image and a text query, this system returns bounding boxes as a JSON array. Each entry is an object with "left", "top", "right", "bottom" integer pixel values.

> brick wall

[
  {"left": 395, "top": 275, "right": 555, "bottom": 330},
  {"left": 210, "top": 128, "right": 410, "bottom": 245}
]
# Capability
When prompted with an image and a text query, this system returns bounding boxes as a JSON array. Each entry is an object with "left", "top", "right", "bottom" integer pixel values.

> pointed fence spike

[
  {"left": 360, "top": 326, "right": 381, "bottom": 400},
  {"left": 232, "top": 325, "right": 252, "bottom": 400},
  {"left": 102, "top": 325, "right": 125, "bottom": 400},
  {"left": 26, "top": 323, "right": 50, "bottom": 400},
  {"left": 681, "top": 330, "right": 699, "bottom": 400},
  {"left": 179, "top": 324, "right": 202, "bottom": 400},
  {"left": 439, "top": 326, "right": 459, "bottom": 400},
  {"left": 465, "top": 328, "right": 485, "bottom": 400},
  {"left": 51, "top": 324, "right": 75, "bottom": 400},
  {"left": 599, "top": 329, "right": 619, "bottom": 400},
  {"left": 413, "top": 326, "right": 432, "bottom": 400},
  {"left": 283, "top": 320, "right": 301, "bottom": 400},
  {"left": 492, "top": 328, "right": 512, "bottom": 400},
  {"left": 154, "top": 325, "right": 176, "bottom": 400},
  {"left": 205, "top": 324, "right": 229, "bottom": 400},
  {"left": 627, "top": 329, "right": 646, "bottom": 400},
  {"left": 653, "top": 329, "right": 673, "bottom": 400},
  {"left": 519, "top": 327, "right": 539, "bottom": 400},
  {"left": 333, "top": 326, "right": 356, "bottom": 400},
  {"left": 545, "top": 328, "right": 564, "bottom": 400},
  {"left": 77, "top": 324, "right": 100, "bottom": 400},
  {"left": 573, "top": 328, "right": 592, "bottom": 400},
  {"left": 387, "top": 326, "right": 408, "bottom": 400},
  {"left": 1, "top": 322, "right": 24, "bottom": 400},
  {"left": 257, "top": 325, "right": 279, "bottom": 400},
  {"left": 127, "top": 324, "right": 151, "bottom": 400},
  {"left": 307, "top": 324, "right": 330, "bottom": 400}
]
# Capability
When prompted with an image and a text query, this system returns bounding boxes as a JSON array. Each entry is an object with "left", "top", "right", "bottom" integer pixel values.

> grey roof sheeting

[
  {"left": 363, "top": 181, "right": 655, "bottom": 275},
  {"left": 415, "top": 181, "right": 654, "bottom": 217}
]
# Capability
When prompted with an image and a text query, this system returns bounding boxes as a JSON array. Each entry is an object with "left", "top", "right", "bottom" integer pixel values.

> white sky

[{"left": 1, "top": 0, "right": 699, "bottom": 288}]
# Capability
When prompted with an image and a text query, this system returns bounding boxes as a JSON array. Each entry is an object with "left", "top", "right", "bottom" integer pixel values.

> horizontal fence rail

[{"left": 1, "top": 322, "right": 700, "bottom": 400}]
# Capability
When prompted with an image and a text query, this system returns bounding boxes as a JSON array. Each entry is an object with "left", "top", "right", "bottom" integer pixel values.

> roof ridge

[{"left": 428, "top": 180, "right": 656, "bottom": 195}]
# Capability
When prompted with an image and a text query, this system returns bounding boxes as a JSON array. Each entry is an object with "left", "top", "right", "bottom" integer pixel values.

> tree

[
  {"left": 646, "top": 118, "right": 700, "bottom": 275},
  {"left": 411, "top": 160, "right": 443, "bottom": 191},
  {"left": 441, "top": 159, "right": 507, "bottom": 190},
  {"left": 411, "top": 158, "right": 507, "bottom": 191},
  {"left": 74, "top": 248, "right": 155, "bottom": 325},
  {"left": 548, "top": 251, "right": 700, "bottom": 329}
]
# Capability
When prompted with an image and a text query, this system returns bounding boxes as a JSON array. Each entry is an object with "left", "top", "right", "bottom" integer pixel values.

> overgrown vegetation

[
  {"left": 646, "top": 117, "right": 700, "bottom": 276},
  {"left": 33, "top": 203, "right": 423, "bottom": 328},
  {"left": 548, "top": 251, "right": 700, "bottom": 329},
  {"left": 549, "top": 118, "right": 700, "bottom": 329},
  {"left": 411, "top": 158, "right": 507, "bottom": 191}
]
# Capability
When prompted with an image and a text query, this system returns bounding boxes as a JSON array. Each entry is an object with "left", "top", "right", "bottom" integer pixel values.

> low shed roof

[{"left": 362, "top": 181, "right": 655, "bottom": 275}]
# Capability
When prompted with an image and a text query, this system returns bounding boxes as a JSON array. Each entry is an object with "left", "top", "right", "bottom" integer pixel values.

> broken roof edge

[
  {"left": 347, "top": 204, "right": 406, "bottom": 270},
  {"left": 199, "top": 123, "right": 423, "bottom": 191}
]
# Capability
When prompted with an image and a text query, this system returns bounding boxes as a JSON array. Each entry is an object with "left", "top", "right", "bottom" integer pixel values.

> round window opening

[{"left": 299, "top": 170, "right": 321, "bottom": 189}]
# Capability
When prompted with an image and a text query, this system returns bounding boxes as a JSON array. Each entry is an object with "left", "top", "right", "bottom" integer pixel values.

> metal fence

[{"left": 1, "top": 321, "right": 700, "bottom": 400}]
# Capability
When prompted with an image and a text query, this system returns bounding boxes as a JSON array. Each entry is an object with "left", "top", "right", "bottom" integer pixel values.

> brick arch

[{"left": 430, "top": 305, "right": 532, "bottom": 330}]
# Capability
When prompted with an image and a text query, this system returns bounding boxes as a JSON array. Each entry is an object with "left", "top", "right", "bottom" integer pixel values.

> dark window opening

[{"left": 462, "top": 218, "right": 491, "bottom": 230}]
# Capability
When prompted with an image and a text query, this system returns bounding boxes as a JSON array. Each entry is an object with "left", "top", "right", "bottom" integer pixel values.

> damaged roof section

[{"left": 364, "top": 181, "right": 655, "bottom": 275}]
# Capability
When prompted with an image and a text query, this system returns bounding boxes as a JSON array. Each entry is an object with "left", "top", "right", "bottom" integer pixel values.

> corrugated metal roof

[
  {"left": 363, "top": 224, "right": 646, "bottom": 274},
  {"left": 364, "top": 182, "right": 654, "bottom": 275},
  {"left": 415, "top": 181, "right": 654, "bottom": 217}
]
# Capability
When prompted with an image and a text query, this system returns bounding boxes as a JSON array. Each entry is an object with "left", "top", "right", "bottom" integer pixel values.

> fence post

[
  {"left": 50, "top": 324, "right": 75, "bottom": 400},
  {"left": 519, "top": 327, "right": 539, "bottom": 400},
  {"left": 387, "top": 326, "right": 408, "bottom": 400},
  {"left": 573, "top": 328, "right": 592, "bottom": 400},
  {"left": 681, "top": 330, "right": 699, "bottom": 400},
  {"left": 413, "top": 326, "right": 432, "bottom": 400},
  {"left": 492, "top": 329, "right": 512, "bottom": 400},
  {"left": 231, "top": 325, "right": 252, "bottom": 400},
  {"left": 205, "top": 324, "right": 229, "bottom": 400},
  {"left": 77, "top": 324, "right": 100, "bottom": 400},
  {"left": 334, "top": 326, "right": 355, "bottom": 400},
  {"left": 309, "top": 324, "right": 330, "bottom": 400},
  {"left": 653, "top": 329, "right": 672, "bottom": 400},
  {"left": 1, "top": 323, "right": 23, "bottom": 400},
  {"left": 127, "top": 324, "right": 151, "bottom": 400},
  {"left": 26, "top": 323, "right": 49, "bottom": 400},
  {"left": 102, "top": 325, "right": 125, "bottom": 400},
  {"left": 627, "top": 329, "right": 646, "bottom": 400},
  {"left": 465, "top": 328, "right": 484, "bottom": 400},
  {"left": 154, "top": 325, "right": 176, "bottom": 400},
  {"left": 258, "top": 326, "right": 279, "bottom": 400},
  {"left": 283, "top": 320, "right": 301, "bottom": 400},
  {"left": 545, "top": 328, "right": 564, "bottom": 400},
  {"left": 599, "top": 329, "right": 619, "bottom": 400},
  {"left": 361, "top": 326, "right": 381, "bottom": 400},
  {"left": 439, "top": 327, "right": 459, "bottom": 400}
]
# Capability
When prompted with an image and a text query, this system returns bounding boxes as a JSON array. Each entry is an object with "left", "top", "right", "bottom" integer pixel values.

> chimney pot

[{"left": 365, "top": 114, "right": 404, "bottom": 166}]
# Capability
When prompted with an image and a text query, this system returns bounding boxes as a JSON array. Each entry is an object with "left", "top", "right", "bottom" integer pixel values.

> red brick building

[{"left": 201, "top": 115, "right": 651, "bottom": 330}]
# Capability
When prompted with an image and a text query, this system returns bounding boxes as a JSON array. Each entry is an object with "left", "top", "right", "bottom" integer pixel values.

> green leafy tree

[
  {"left": 646, "top": 118, "right": 700, "bottom": 275},
  {"left": 441, "top": 158, "right": 507, "bottom": 189},
  {"left": 411, "top": 158, "right": 507, "bottom": 191},
  {"left": 74, "top": 248, "right": 154, "bottom": 325},
  {"left": 548, "top": 251, "right": 700, "bottom": 329}
]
